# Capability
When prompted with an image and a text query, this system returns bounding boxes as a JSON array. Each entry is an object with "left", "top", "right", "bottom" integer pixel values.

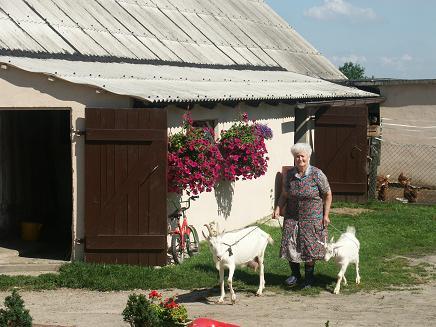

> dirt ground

[
  {"left": 1, "top": 282, "right": 435, "bottom": 327},
  {"left": 2, "top": 256, "right": 436, "bottom": 327}
]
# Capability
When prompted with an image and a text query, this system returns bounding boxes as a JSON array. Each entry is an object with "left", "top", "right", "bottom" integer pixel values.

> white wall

[
  {"left": 379, "top": 83, "right": 436, "bottom": 146},
  {"left": 167, "top": 103, "right": 295, "bottom": 237},
  {"left": 378, "top": 83, "right": 436, "bottom": 187}
]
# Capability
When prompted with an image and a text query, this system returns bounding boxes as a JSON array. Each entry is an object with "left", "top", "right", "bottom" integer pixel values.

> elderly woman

[{"left": 273, "top": 143, "right": 332, "bottom": 288}]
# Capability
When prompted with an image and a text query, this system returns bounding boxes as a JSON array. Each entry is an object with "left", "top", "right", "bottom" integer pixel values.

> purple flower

[{"left": 255, "top": 123, "right": 273, "bottom": 140}]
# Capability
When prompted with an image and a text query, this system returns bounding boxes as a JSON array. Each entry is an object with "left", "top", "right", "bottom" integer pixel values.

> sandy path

[
  {"left": 2, "top": 254, "right": 435, "bottom": 327},
  {"left": 1, "top": 282, "right": 435, "bottom": 327}
]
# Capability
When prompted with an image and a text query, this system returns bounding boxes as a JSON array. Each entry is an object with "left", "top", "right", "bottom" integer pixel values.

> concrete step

[
  {"left": 0, "top": 247, "right": 19, "bottom": 258},
  {"left": 0, "top": 262, "right": 67, "bottom": 275}
]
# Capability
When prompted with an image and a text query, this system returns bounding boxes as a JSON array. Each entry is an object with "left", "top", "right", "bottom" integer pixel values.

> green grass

[{"left": 1, "top": 202, "right": 435, "bottom": 295}]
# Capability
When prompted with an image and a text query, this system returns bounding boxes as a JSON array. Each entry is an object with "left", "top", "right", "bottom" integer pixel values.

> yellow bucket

[{"left": 20, "top": 222, "right": 43, "bottom": 241}]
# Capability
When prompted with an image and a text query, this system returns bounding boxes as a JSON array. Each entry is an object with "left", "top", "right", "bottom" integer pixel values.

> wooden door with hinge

[
  {"left": 315, "top": 106, "right": 368, "bottom": 202},
  {"left": 85, "top": 108, "right": 167, "bottom": 266}
]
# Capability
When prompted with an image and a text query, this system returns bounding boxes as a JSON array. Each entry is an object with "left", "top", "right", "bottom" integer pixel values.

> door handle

[{"left": 353, "top": 145, "right": 362, "bottom": 152}]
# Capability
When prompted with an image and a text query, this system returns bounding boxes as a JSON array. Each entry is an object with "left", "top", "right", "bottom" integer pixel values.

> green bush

[
  {"left": 122, "top": 291, "right": 189, "bottom": 327},
  {"left": 0, "top": 289, "right": 32, "bottom": 327},
  {"left": 122, "top": 293, "right": 161, "bottom": 327}
]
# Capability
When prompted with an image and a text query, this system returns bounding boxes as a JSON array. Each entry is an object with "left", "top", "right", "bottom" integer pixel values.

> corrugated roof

[
  {"left": 0, "top": 56, "right": 376, "bottom": 103},
  {"left": 0, "top": 0, "right": 345, "bottom": 79}
]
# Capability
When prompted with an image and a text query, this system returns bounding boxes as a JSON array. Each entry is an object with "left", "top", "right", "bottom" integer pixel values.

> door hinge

[{"left": 73, "top": 130, "right": 86, "bottom": 136}]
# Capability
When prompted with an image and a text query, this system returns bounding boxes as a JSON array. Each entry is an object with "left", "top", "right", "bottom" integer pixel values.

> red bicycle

[{"left": 168, "top": 196, "right": 200, "bottom": 264}]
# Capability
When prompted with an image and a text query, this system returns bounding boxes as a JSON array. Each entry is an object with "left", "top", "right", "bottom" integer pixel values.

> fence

[{"left": 376, "top": 141, "right": 436, "bottom": 204}]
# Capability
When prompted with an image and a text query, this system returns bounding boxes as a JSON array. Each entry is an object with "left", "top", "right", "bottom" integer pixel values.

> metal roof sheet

[
  {"left": 0, "top": 56, "right": 375, "bottom": 103},
  {"left": 0, "top": 0, "right": 346, "bottom": 79}
]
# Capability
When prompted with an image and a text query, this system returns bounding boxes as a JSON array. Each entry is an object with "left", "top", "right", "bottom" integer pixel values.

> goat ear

[{"left": 201, "top": 230, "right": 209, "bottom": 240}]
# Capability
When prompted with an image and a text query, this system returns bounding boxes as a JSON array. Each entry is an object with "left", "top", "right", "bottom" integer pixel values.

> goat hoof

[{"left": 333, "top": 288, "right": 340, "bottom": 294}]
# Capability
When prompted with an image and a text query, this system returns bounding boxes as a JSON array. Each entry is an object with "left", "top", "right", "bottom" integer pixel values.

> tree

[{"left": 339, "top": 62, "right": 366, "bottom": 80}]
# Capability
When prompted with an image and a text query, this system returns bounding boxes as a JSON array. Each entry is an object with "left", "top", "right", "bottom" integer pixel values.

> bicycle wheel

[
  {"left": 171, "top": 234, "right": 186, "bottom": 264},
  {"left": 187, "top": 225, "right": 199, "bottom": 256}
]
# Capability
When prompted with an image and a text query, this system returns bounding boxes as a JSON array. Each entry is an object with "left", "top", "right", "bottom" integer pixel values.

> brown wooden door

[
  {"left": 315, "top": 106, "right": 368, "bottom": 202},
  {"left": 85, "top": 108, "right": 167, "bottom": 266}
]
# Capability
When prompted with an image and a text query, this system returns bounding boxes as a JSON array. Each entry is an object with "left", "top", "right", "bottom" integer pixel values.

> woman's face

[{"left": 294, "top": 151, "right": 309, "bottom": 171}]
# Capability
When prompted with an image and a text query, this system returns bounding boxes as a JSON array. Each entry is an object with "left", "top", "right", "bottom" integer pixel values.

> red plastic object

[{"left": 189, "top": 317, "right": 240, "bottom": 327}]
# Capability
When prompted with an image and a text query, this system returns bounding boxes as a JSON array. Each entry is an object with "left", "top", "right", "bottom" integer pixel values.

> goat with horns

[{"left": 202, "top": 222, "right": 273, "bottom": 304}]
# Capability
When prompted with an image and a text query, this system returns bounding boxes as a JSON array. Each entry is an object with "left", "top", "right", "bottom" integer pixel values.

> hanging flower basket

[
  {"left": 219, "top": 113, "right": 272, "bottom": 181},
  {"left": 168, "top": 113, "right": 223, "bottom": 195}
]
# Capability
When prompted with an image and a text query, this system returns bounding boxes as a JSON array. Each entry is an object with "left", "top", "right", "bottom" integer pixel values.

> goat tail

[
  {"left": 346, "top": 226, "right": 356, "bottom": 235},
  {"left": 267, "top": 234, "right": 274, "bottom": 245}
]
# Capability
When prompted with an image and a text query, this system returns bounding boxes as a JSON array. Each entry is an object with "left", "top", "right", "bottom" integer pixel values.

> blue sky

[{"left": 266, "top": 0, "right": 436, "bottom": 79}]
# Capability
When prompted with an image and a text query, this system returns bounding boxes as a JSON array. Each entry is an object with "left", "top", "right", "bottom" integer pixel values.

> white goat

[
  {"left": 321, "top": 226, "right": 361, "bottom": 294},
  {"left": 202, "top": 222, "right": 273, "bottom": 304}
]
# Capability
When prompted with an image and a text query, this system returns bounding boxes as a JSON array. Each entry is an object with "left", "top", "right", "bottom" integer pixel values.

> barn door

[
  {"left": 315, "top": 106, "right": 368, "bottom": 202},
  {"left": 85, "top": 108, "right": 167, "bottom": 266}
]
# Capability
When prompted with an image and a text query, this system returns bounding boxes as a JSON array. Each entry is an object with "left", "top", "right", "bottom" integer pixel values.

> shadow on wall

[{"left": 214, "top": 180, "right": 234, "bottom": 219}]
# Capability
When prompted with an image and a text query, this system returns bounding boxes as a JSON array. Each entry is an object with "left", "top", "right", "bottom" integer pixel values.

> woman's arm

[
  {"left": 273, "top": 193, "right": 287, "bottom": 218},
  {"left": 323, "top": 191, "right": 332, "bottom": 226}
]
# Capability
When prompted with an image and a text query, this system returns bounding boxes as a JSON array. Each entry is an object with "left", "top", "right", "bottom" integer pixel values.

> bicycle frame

[
  {"left": 168, "top": 196, "right": 197, "bottom": 252},
  {"left": 169, "top": 211, "right": 191, "bottom": 252}
]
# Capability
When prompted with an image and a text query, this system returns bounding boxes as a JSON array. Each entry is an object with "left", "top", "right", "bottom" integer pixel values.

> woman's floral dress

[{"left": 279, "top": 166, "right": 331, "bottom": 262}]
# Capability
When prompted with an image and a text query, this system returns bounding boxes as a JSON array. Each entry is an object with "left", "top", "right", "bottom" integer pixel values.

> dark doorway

[{"left": 0, "top": 110, "right": 72, "bottom": 260}]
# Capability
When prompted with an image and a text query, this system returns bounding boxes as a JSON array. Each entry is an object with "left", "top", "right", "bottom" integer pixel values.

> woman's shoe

[
  {"left": 302, "top": 280, "right": 313, "bottom": 289},
  {"left": 285, "top": 262, "right": 301, "bottom": 286},
  {"left": 303, "top": 264, "right": 315, "bottom": 289},
  {"left": 285, "top": 275, "right": 299, "bottom": 286}
]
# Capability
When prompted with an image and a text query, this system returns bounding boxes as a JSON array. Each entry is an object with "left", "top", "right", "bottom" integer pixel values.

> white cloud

[
  {"left": 305, "top": 0, "right": 377, "bottom": 21},
  {"left": 381, "top": 54, "right": 413, "bottom": 69},
  {"left": 331, "top": 54, "right": 367, "bottom": 65}
]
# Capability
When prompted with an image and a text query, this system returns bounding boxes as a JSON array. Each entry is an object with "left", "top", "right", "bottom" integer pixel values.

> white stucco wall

[
  {"left": 0, "top": 65, "right": 297, "bottom": 260},
  {"left": 377, "top": 83, "right": 436, "bottom": 187},
  {"left": 379, "top": 83, "right": 436, "bottom": 146}
]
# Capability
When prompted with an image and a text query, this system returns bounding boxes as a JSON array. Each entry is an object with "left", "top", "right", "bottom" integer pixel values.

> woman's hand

[
  {"left": 323, "top": 215, "right": 331, "bottom": 227},
  {"left": 273, "top": 206, "right": 281, "bottom": 219}
]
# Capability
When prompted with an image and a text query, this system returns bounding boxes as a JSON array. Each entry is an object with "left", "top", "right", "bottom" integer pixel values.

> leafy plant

[
  {"left": 122, "top": 293, "right": 160, "bottom": 327},
  {"left": 122, "top": 291, "right": 189, "bottom": 327},
  {"left": 0, "top": 289, "right": 32, "bottom": 327},
  {"left": 168, "top": 112, "right": 223, "bottom": 195},
  {"left": 219, "top": 113, "right": 270, "bottom": 181},
  {"left": 159, "top": 296, "right": 188, "bottom": 325}
]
